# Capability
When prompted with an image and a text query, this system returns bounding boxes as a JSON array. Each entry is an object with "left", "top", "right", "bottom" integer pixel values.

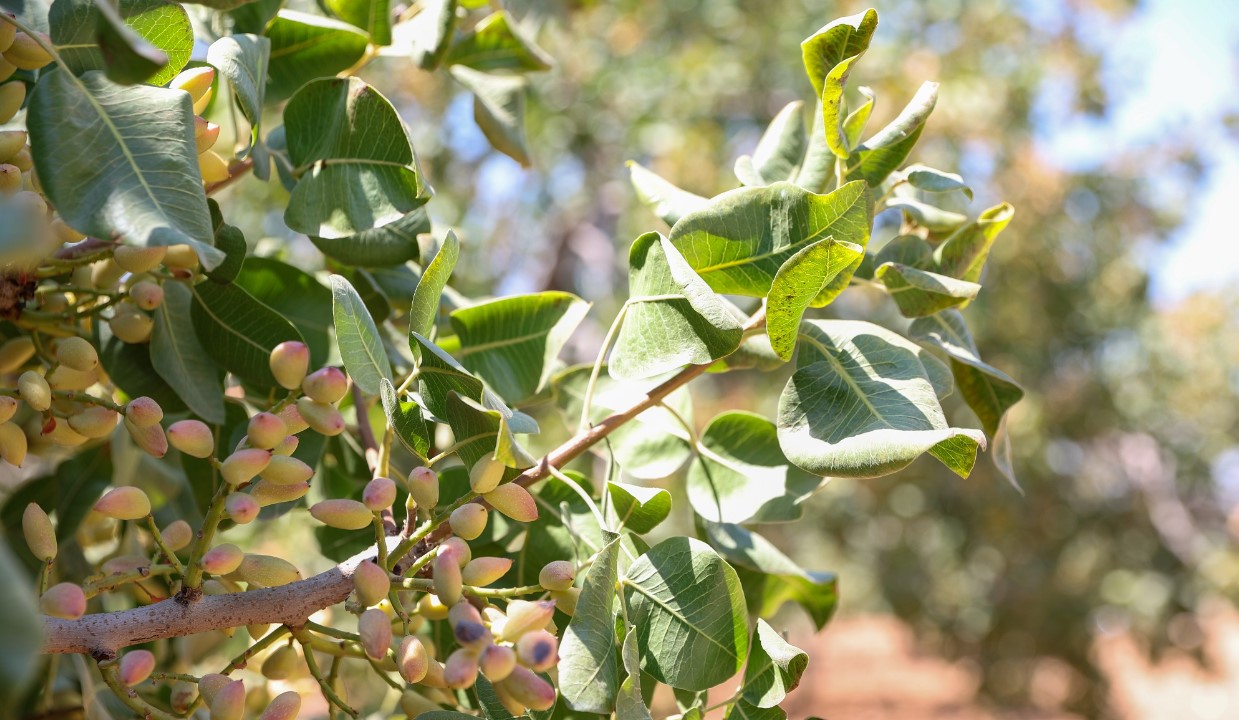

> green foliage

[{"left": 0, "top": 3, "right": 1026, "bottom": 718}]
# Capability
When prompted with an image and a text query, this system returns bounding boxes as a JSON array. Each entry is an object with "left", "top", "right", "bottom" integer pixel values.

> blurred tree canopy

[{"left": 221, "top": 0, "right": 1238, "bottom": 715}]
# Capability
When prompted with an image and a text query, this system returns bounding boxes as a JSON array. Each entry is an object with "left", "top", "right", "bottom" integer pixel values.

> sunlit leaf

[
  {"left": 331, "top": 274, "right": 392, "bottom": 396},
  {"left": 766, "top": 237, "right": 863, "bottom": 360},
  {"left": 559, "top": 535, "right": 622, "bottom": 714},
  {"left": 409, "top": 230, "right": 460, "bottom": 341},
  {"left": 741, "top": 620, "right": 808, "bottom": 708},
  {"left": 607, "top": 482, "right": 671, "bottom": 534},
  {"left": 264, "top": 10, "right": 369, "bottom": 103},
  {"left": 874, "top": 262, "right": 981, "bottom": 318},
  {"left": 445, "top": 11, "right": 552, "bottom": 72},
  {"left": 847, "top": 81, "right": 938, "bottom": 187},
  {"left": 627, "top": 160, "right": 708, "bottom": 226},
  {"left": 932, "top": 202, "right": 1015, "bottom": 283}
]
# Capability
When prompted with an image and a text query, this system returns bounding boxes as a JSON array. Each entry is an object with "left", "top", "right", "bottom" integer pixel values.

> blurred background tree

[{"left": 216, "top": 0, "right": 1239, "bottom": 715}]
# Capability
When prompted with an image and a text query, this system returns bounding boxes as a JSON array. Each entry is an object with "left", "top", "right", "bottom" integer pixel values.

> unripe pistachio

[
  {"left": 469, "top": 456, "right": 505, "bottom": 494},
  {"left": 250, "top": 480, "right": 310, "bottom": 507},
  {"left": 194, "top": 116, "right": 220, "bottom": 154},
  {"left": 269, "top": 341, "right": 309, "bottom": 390},
  {"left": 10, "top": 146, "right": 30, "bottom": 171},
  {"left": 295, "top": 398, "right": 344, "bottom": 436},
  {"left": 499, "top": 666, "right": 556, "bottom": 712},
  {"left": 125, "top": 396, "right": 163, "bottom": 427},
  {"left": 420, "top": 658, "right": 448, "bottom": 688},
  {"left": 209, "top": 679, "right": 245, "bottom": 720},
  {"left": 0, "top": 80, "right": 23, "bottom": 124},
  {"left": 462, "top": 557, "right": 512, "bottom": 587},
  {"left": 170, "top": 681, "right": 195, "bottom": 712},
  {"left": 101, "top": 554, "right": 149, "bottom": 575},
  {"left": 94, "top": 486, "right": 150, "bottom": 520},
  {"left": 22, "top": 502, "right": 55, "bottom": 561},
  {"left": 491, "top": 682, "right": 527, "bottom": 715},
  {"left": 449, "top": 503, "right": 487, "bottom": 541},
  {"left": 259, "top": 454, "right": 313, "bottom": 485},
  {"left": 124, "top": 418, "right": 168, "bottom": 458},
  {"left": 453, "top": 617, "right": 491, "bottom": 650},
  {"left": 539, "top": 561, "right": 575, "bottom": 592},
  {"left": 119, "top": 650, "right": 155, "bottom": 686},
  {"left": 550, "top": 587, "right": 580, "bottom": 616},
  {"left": 498, "top": 600, "right": 557, "bottom": 643},
  {"left": 261, "top": 645, "right": 299, "bottom": 680},
  {"left": 301, "top": 367, "right": 348, "bottom": 404},
  {"left": 0, "top": 162, "right": 20, "bottom": 193},
  {"left": 198, "top": 674, "right": 231, "bottom": 704},
  {"left": 5, "top": 32, "right": 53, "bottom": 70},
  {"left": 516, "top": 630, "right": 558, "bottom": 672},
  {"left": 68, "top": 406, "right": 119, "bottom": 438},
  {"left": 161, "top": 519, "right": 193, "bottom": 551},
  {"left": 440, "top": 536, "right": 471, "bottom": 567},
  {"left": 480, "top": 643, "right": 517, "bottom": 682},
  {"left": 0, "top": 396, "right": 15, "bottom": 423},
  {"left": 167, "top": 419, "right": 214, "bottom": 458},
  {"left": 417, "top": 593, "right": 450, "bottom": 620},
  {"left": 198, "top": 150, "right": 229, "bottom": 184},
  {"left": 128, "top": 280, "right": 164, "bottom": 311},
  {"left": 55, "top": 336, "right": 98, "bottom": 372},
  {"left": 397, "top": 635, "right": 429, "bottom": 683},
  {"left": 40, "top": 582, "right": 86, "bottom": 619},
  {"left": 18, "top": 371, "right": 50, "bottom": 411},
  {"left": 353, "top": 560, "right": 390, "bottom": 607},
  {"left": 258, "top": 691, "right": 301, "bottom": 720},
  {"left": 407, "top": 466, "right": 439, "bottom": 510},
  {"left": 400, "top": 688, "right": 441, "bottom": 716},
  {"left": 484, "top": 483, "right": 538, "bottom": 523},
  {"left": 0, "top": 130, "right": 25, "bottom": 161},
  {"left": 247, "top": 623, "right": 270, "bottom": 641},
  {"left": 272, "top": 434, "right": 299, "bottom": 456},
  {"left": 0, "top": 421, "right": 27, "bottom": 466},
  {"left": 0, "top": 336, "right": 35, "bottom": 373},
  {"left": 235, "top": 554, "right": 301, "bottom": 587},
  {"left": 110, "top": 308, "right": 153, "bottom": 343},
  {"left": 40, "top": 292, "right": 68, "bottom": 314},
  {"left": 202, "top": 544, "right": 244, "bottom": 575},
  {"left": 220, "top": 448, "right": 272, "bottom": 485},
  {"left": 276, "top": 403, "right": 309, "bottom": 434},
  {"left": 433, "top": 549, "right": 464, "bottom": 606},
  {"left": 46, "top": 419, "right": 88, "bottom": 447},
  {"left": 358, "top": 607, "right": 392, "bottom": 660},
  {"left": 362, "top": 476, "right": 396, "bottom": 511},
  {"left": 113, "top": 245, "right": 167, "bottom": 274},
  {"left": 444, "top": 648, "right": 480, "bottom": 689},
  {"left": 309, "top": 499, "right": 372, "bottom": 530},
  {"left": 247, "top": 412, "right": 287, "bottom": 450},
  {"left": 0, "top": 55, "right": 12, "bottom": 84},
  {"left": 92, "top": 259, "right": 125, "bottom": 290},
  {"left": 47, "top": 365, "right": 96, "bottom": 392},
  {"left": 52, "top": 217, "right": 85, "bottom": 244},
  {"left": 225, "top": 492, "right": 259, "bottom": 524},
  {"left": 0, "top": 16, "right": 13, "bottom": 53},
  {"left": 171, "top": 66, "right": 214, "bottom": 114},
  {"left": 162, "top": 244, "right": 199, "bottom": 270}
]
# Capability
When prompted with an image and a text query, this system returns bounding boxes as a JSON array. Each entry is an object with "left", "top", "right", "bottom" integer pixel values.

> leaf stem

[
  {"left": 99, "top": 662, "right": 180, "bottom": 720},
  {"left": 546, "top": 462, "right": 610, "bottom": 533},
  {"left": 578, "top": 301, "right": 629, "bottom": 432},
  {"left": 180, "top": 463, "right": 229, "bottom": 595},
  {"left": 144, "top": 516, "right": 185, "bottom": 577},
  {"left": 294, "top": 627, "right": 359, "bottom": 718}
]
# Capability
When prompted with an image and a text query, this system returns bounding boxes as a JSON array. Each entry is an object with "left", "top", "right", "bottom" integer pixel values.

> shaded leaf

[
  {"left": 323, "top": 0, "right": 392, "bottom": 45},
  {"left": 409, "top": 230, "right": 460, "bottom": 341},
  {"left": 559, "top": 535, "right": 622, "bottom": 714},
  {"left": 28, "top": 70, "right": 222, "bottom": 268},
  {"left": 725, "top": 701, "right": 786, "bottom": 720},
  {"left": 0, "top": 539, "right": 41, "bottom": 715},
  {"left": 446, "top": 11, "right": 551, "bottom": 72},
  {"left": 903, "top": 163, "right": 972, "bottom": 199},
  {"left": 622, "top": 537, "right": 748, "bottom": 690},
  {"left": 742, "top": 621, "right": 808, "bottom": 708},
  {"left": 380, "top": 378, "right": 430, "bottom": 459},
  {"left": 668, "top": 180, "right": 870, "bottom": 298},
  {"left": 234, "top": 256, "right": 333, "bottom": 368},
  {"left": 450, "top": 65, "right": 531, "bottom": 166},
  {"left": 607, "top": 482, "right": 671, "bottom": 534},
  {"left": 204, "top": 198, "right": 247, "bottom": 284},
  {"left": 150, "top": 282, "right": 226, "bottom": 423},
  {"left": 700, "top": 520, "right": 837, "bottom": 630},
  {"left": 627, "top": 160, "right": 708, "bottom": 226},
  {"left": 190, "top": 281, "right": 304, "bottom": 388},
  {"left": 779, "top": 319, "right": 985, "bottom": 478},
  {"left": 610, "top": 232, "right": 743, "bottom": 380},
  {"left": 842, "top": 85, "right": 875, "bottom": 150},
  {"left": 886, "top": 197, "right": 968, "bottom": 233},
  {"left": 264, "top": 10, "right": 369, "bottom": 103},
  {"left": 687, "top": 411, "right": 821, "bottom": 525},
  {"left": 766, "top": 237, "right": 863, "bottom": 360},
  {"left": 616, "top": 627, "right": 653, "bottom": 720},
  {"left": 206, "top": 34, "right": 269, "bottom": 175},
  {"left": 907, "top": 310, "right": 1024, "bottom": 438},
  {"left": 874, "top": 262, "right": 981, "bottom": 318},
  {"left": 736, "top": 101, "right": 806, "bottom": 185},
  {"left": 932, "top": 202, "right": 1015, "bottom": 283},
  {"left": 847, "top": 81, "right": 938, "bottom": 188},
  {"left": 331, "top": 274, "right": 392, "bottom": 395},
  {"left": 450, "top": 291, "right": 589, "bottom": 404},
  {"left": 284, "top": 77, "right": 430, "bottom": 267},
  {"left": 49, "top": 0, "right": 190, "bottom": 86}
]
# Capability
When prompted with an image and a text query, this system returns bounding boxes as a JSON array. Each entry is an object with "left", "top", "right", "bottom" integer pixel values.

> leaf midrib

[
  {"left": 798, "top": 333, "right": 891, "bottom": 430},
  {"left": 621, "top": 577, "right": 738, "bottom": 660}
]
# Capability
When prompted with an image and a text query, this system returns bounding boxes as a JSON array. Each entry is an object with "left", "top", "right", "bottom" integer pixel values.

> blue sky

[{"left": 1027, "top": 0, "right": 1239, "bottom": 305}]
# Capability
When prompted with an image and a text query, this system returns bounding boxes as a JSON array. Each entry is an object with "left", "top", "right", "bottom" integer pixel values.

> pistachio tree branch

[{"left": 39, "top": 309, "right": 765, "bottom": 655}]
